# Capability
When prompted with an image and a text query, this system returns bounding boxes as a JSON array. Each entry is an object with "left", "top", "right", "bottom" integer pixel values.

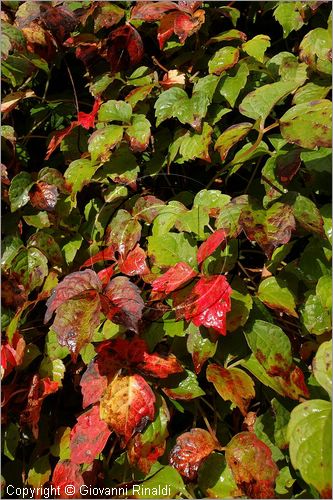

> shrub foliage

[{"left": 1, "top": 1, "right": 332, "bottom": 498}]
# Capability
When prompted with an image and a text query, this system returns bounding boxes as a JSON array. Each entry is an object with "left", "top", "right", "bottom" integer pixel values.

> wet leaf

[
  {"left": 198, "top": 452, "right": 239, "bottom": 498},
  {"left": 257, "top": 276, "right": 298, "bottom": 317},
  {"left": 52, "top": 461, "right": 84, "bottom": 499},
  {"left": 8, "top": 171, "right": 34, "bottom": 212},
  {"left": 187, "top": 324, "right": 217, "bottom": 374},
  {"left": 151, "top": 261, "right": 197, "bottom": 294},
  {"left": 100, "top": 373, "right": 156, "bottom": 446},
  {"left": 125, "top": 114, "right": 151, "bottom": 152},
  {"left": 288, "top": 400, "right": 332, "bottom": 497},
  {"left": 274, "top": 3, "right": 304, "bottom": 37},
  {"left": 207, "top": 364, "right": 255, "bottom": 416},
  {"left": 225, "top": 432, "right": 279, "bottom": 499},
  {"left": 215, "top": 123, "right": 253, "bottom": 162},
  {"left": 80, "top": 361, "right": 108, "bottom": 409},
  {"left": 148, "top": 232, "right": 197, "bottom": 270},
  {"left": 169, "top": 428, "right": 220, "bottom": 480},
  {"left": 70, "top": 405, "right": 111, "bottom": 464},
  {"left": 98, "top": 100, "right": 132, "bottom": 124},
  {"left": 88, "top": 125, "right": 124, "bottom": 162},
  {"left": 163, "top": 369, "right": 205, "bottom": 400},
  {"left": 209, "top": 46, "right": 239, "bottom": 75},
  {"left": 313, "top": 340, "right": 332, "bottom": 396},
  {"left": 242, "top": 35, "right": 270, "bottom": 62}
]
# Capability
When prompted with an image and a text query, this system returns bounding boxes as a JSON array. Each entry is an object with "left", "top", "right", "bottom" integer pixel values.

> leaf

[
  {"left": 127, "top": 465, "right": 186, "bottom": 498},
  {"left": 239, "top": 80, "right": 301, "bottom": 123},
  {"left": 39, "top": 357, "right": 65, "bottom": 385},
  {"left": 208, "top": 46, "right": 239, "bottom": 75},
  {"left": 50, "top": 427, "right": 71, "bottom": 460},
  {"left": 45, "top": 270, "right": 102, "bottom": 323},
  {"left": 242, "top": 35, "right": 270, "bottom": 62},
  {"left": 2, "top": 423, "right": 20, "bottom": 461},
  {"left": 130, "top": 2, "right": 178, "bottom": 21},
  {"left": 198, "top": 452, "right": 239, "bottom": 498},
  {"left": 280, "top": 100, "right": 332, "bottom": 149},
  {"left": 52, "top": 461, "right": 84, "bottom": 499},
  {"left": 187, "top": 324, "right": 217, "bottom": 374},
  {"left": 287, "top": 400, "right": 332, "bottom": 497},
  {"left": 127, "top": 395, "right": 170, "bottom": 474},
  {"left": 28, "top": 181, "right": 58, "bottom": 211},
  {"left": 155, "top": 87, "right": 209, "bottom": 129},
  {"left": 8, "top": 171, "right": 34, "bottom": 212},
  {"left": 301, "top": 275, "right": 332, "bottom": 335},
  {"left": 70, "top": 405, "right": 111, "bottom": 464},
  {"left": 274, "top": 3, "right": 304, "bottom": 37},
  {"left": 88, "top": 125, "right": 124, "bottom": 162},
  {"left": 299, "top": 27, "right": 331, "bottom": 75},
  {"left": 226, "top": 276, "right": 253, "bottom": 332},
  {"left": 80, "top": 362, "right": 108, "bottom": 409},
  {"left": 179, "top": 275, "right": 232, "bottom": 335},
  {"left": 81, "top": 247, "right": 115, "bottom": 269},
  {"left": 215, "top": 195, "right": 248, "bottom": 238},
  {"left": 240, "top": 200, "right": 295, "bottom": 258},
  {"left": 118, "top": 245, "right": 149, "bottom": 277},
  {"left": 20, "top": 375, "right": 58, "bottom": 439},
  {"left": 225, "top": 432, "right": 279, "bottom": 499},
  {"left": 169, "top": 428, "right": 220, "bottom": 480},
  {"left": 105, "top": 209, "right": 141, "bottom": 258},
  {"left": 1, "top": 89, "right": 35, "bottom": 114},
  {"left": 219, "top": 60, "right": 249, "bottom": 108},
  {"left": 313, "top": 340, "right": 332, "bottom": 397},
  {"left": 64, "top": 159, "right": 97, "bottom": 201},
  {"left": 207, "top": 364, "right": 255, "bottom": 416},
  {"left": 257, "top": 276, "right": 298, "bottom": 318},
  {"left": 178, "top": 122, "right": 213, "bottom": 162},
  {"left": 215, "top": 123, "right": 253, "bottom": 162},
  {"left": 101, "top": 276, "right": 144, "bottom": 333},
  {"left": 291, "top": 193, "right": 325, "bottom": 236},
  {"left": 125, "top": 114, "right": 151, "bottom": 152},
  {"left": 45, "top": 121, "right": 78, "bottom": 160},
  {"left": 98, "top": 99, "right": 132, "bottom": 123},
  {"left": 163, "top": 369, "right": 205, "bottom": 400},
  {"left": 27, "top": 455, "right": 51, "bottom": 488},
  {"left": 106, "top": 24, "right": 144, "bottom": 72},
  {"left": 148, "top": 232, "right": 197, "bottom": 271},
  {"left": 151, "top": 262, "right": 197, "bottom": 294},
  {"left": 100, "top": 373, "right": 156, "bottom": 446},
  {"left": 293, "top": 81, "right": 331, "bottom": 106},
  {"left": 11, "top": 247, "right": 48, "bottom": 291},
  {"left": 207, "top": 28, "right": 247, "bottom": 44}
]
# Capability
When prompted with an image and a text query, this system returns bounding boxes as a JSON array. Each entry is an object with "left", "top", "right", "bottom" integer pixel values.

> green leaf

[
  {"left": 253, "top": 411, "right": 285, "bottom": 462},
  {"left": 215, "top": 122, "right": 253, "bottom": 161},
  {"left": 271, "top": 398, "right": 290, "bottom": 450},
  {"left": 175, "top": 206, "right": 209, "bottom": 239},
  {"left": 45, "top": 329, "right": 70, "bottom": 361},
  {"left": 50, "top": 427, "right": 71, "bottom": 460},
  {"left": 208, "top": 29, "right": 247, "bottom": 45},
  {"left": 39, "top": 357, "right": 66, "bottom": 385},
  {"left": 198, "top": 452, "right": 238, "bottom": 498},
  {"left": 275, "top": 466, "right": 295, "bottom": 495},
  {"left": 215, "top": 195, "right": 248, "bottom": 238},
  {"left": 287, "top": 400, "right": 332, "bottom": 496},
  {"left": 27, "top": 232, "right": 64, "bottom": 266},
  {"left": 1, "top": 235, "right": 23, "bottom": 270},
  {"left": 227, "top": 276, "right": 253, "bottom": 332},
  {"left": 244, "top": 319, "right": 293, "bottom": 375},
  {"left": 293, "top": 82, "right": 331, "bottom": 106},
  {"left": 192, "top": 74, "right": 220, "bottom": 102},
  {"left": 98, "top": 99, "right": 132, "bottom": 123},
  {"left": 88, "top": 125, "right": 124, "bottom": 162},
  {"left": 187, "top": 324, "right": 217, "bottom": 374},
  {"left": 178, "top": 122, "right": 213, "bottom": 162},
  {"left": 125, "top": 114, "right": 151, "bottom": 152},
  {"left": 128, "top": 465, "right": 186, "bottom": 498},
  {"left": 301, "top": 276, "right": 332, "bottom": 335},
  {"left": 193, "top": 189, "right": 230, "bottom": 215},
  {"left": 239, "top": 80, "right": 301, "bottom": 123},
  {"left": 147, "top": 232, "right": 197, "bottom": 271},
  {"left": 274, "top": 3, "right": 304, "bottom": 37},
  {"left": 299, "top": 27, "right": 331, "bottom": 75},
  {"left": 98, "top": 144, "right": 139, "bottom": 186},
  {"left": 280, "top": 99, "right": 332, "bottom": 149},
  {"left": 163, "top": 370, "right": 205, "bottom": 400},
  {"left": 258, "top": 276, "right": 298, "bottom": 318},
  {"left": 2, "top": 423, "right": 19, "bottom": 461},
  {"left": 291, "top": 194, "right": 324, "bottom": 236},
  {"left": 313, "top": 340, "right": 332, "bottom": 397},
  {"left": 219, "top": 61, "right": 249, "bottom": 107},
  {"left": 242, "top": 35, "right": 270, "bottom": 62},
  {"left": 27, "top": 456, "right": 51, "bottom": 488},
  {"left": 208, "top": 46, "right": 239, "bottom": 75},
  {"left": 241, "top": 354, "right": 286, "bottom": 396},
  {"left": 8, "top": 172, "right": 34, "bottom": 212},
  {"left": 11, "top": 247, "right": 48, "bottom": 291},
  {"left": 207, "top": 364, "right": 255, "bottom": 416},
  {"left": 64, "top": 159, "right": 97, "bottom": 201},
  {"left": 155, "top": 88, "right": 187, "bottom": 127}
]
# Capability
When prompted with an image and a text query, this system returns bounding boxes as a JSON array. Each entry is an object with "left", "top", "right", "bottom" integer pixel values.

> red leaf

[
  {"left": 157, "top": 11, "right": 178, "bottom": 49},
  {"left": 97, "top": 265, "right": 115, "bottom": 285},
  {"left": 1, "top": 332, "right": 26, "bottom": 378},
  {"left": 1, "top": 276, "right": 27, "bottom": 309},
  {"left": 100, "top": 373, "right": 156, "bottom": 446},
  {"left": 29, "top": 181, "right": 58, "bottom": 211},
  {"left": 20, "top": 375, "right": 59, "bottom": 438},
  {"left": 100, "top": 277, "right": 144, "bottom": 333},
  {"left": 80, "top": 248, "right": 115, "bottom": 270},
  {"left": 151, "top": 262, "right": 197, "bottom": 294},
  {"left": 77, "top": 98, "right": 102, "bottom": 130},
  {"left": 44, "top": 270, "right": 102, "bottom": 323},
  {"left": 169, "top": 428, "right": 220, "bottom": 480},
  {"left": 106, "top": 24, "right": 143, "bottom": 73},
  {"left": 132, "top": 195, "right": 165, "bottom": 223},
  {"left": 80, "top": 362, "right": 108, "bottom": 409},
  {"left": 45, "top": 121, "right": 78, "bottom": 160},
  {"left": 70, "top": 405, "right": 111, "bottom": 464},
  {"left": 131, "top": 2, "right": 178, "bottom": 21},
  {"left": 225, "top": 432, "right": 279, "bottom": 499},
  {"left": 118, "top": 245, "right": 150, "bottom": 276},
  {"left": 97, "top": 337, "right": 183, "bottom": 378},
  {"left": 52, "top": 461, "right": 84, "bottom": 499},
  {"left": 197, "top": 229, "right": 227, "bottom": 265},
  {"left": 174, "top": 10, "right": 205, "bottom": 44},
  {"left": 40, "top": 4, "right": 78, "bottom": 43},
  {"left": 179, "top": 275, "right": 232, "bottom": 335}
]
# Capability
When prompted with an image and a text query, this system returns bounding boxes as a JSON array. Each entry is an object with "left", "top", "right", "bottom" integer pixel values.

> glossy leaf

[
  {"left": 52, "top": 461, "right": 84, "bottom": 499},
  {"left": 242, "top": 35, "right": 270, "bottom": 62},
  {"left": 169, "top": 428, "right": 220, "bottom": 480},
  {"left": 208, "top": 46, "right": 239, "bottom": 75},
  {"left": 100, "top": 373, "right": 156, "bottom": 446},
  {"left": 225, "top": 432, "right": 279, "bottom": 499},
  {"left": 151, "top": 261, "right": 197, "bottom": 294},
  {"left": 8, "top": 172, "right": 34, "bottom": 212},
  {"left": 215, "top": 122, "right": 253, "bottom": 162},
  {"left": 257, "top": 276, "right": 298, "bottom": 317},
  {"left": 98, "top": 99, "right": 132, "bottom": 123},
  {"left": 187, "top": 324, "right": 217, "bottom": 374},
  {"left": 198, "top": 452, "right": 239, "bottom": 498},
  {"left": 88, "top": 125, "right": 124, "bottom": 162},
  {"left": 313, "top": 340, "right": 332, "bottom": 396},
  {"left": 207, "top": 364, "right": 255, "bottom": 416}
]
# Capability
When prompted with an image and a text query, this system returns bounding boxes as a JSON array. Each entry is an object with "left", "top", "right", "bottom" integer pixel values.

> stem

[
  {"left": 64, "top": 57, "right": 79, "bottom": 115},
  {"left": 197, "top": 403, "right": 217, "bottom": 440},
  {"left": 152, "top": 56, "right": 168, "bottom": 74}
]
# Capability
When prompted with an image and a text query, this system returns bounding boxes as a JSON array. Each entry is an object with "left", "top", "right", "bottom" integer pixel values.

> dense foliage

[{"left": 1, "top": 1, "right": 332, "bottom": 499}]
